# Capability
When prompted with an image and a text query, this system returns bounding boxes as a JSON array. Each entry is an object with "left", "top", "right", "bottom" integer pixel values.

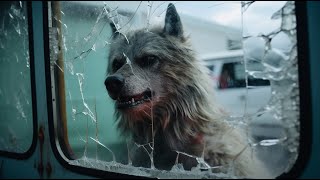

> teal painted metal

[
  {"left": 0, "top": 1, "right": 94, "bottom": 178},
  {"left": 30, "top": 1, "right": 94, "bottom": 178}
]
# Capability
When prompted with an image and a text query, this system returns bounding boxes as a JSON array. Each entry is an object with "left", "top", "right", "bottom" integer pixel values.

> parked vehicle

[{"left": 200, "top": 49, "right": 284, "bottom": 140}]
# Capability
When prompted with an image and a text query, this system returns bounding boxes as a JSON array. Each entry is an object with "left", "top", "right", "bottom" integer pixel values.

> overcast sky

[
  {"left": 172, "top": 1, "right": 290, "bottom": 51},
  {"left": 77, "top": 1, "right": 291, "bottom": 51},
  {"left": 79, "top": 1, "right": 287, "bottom": 33},
  {"left": 159, "top": 1, "right": 287, "bottom": 35}
]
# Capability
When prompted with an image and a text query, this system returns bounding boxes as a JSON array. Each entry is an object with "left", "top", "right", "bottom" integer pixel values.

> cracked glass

[
  {"left": 48, "top": 1, "right": 299, "bottom": 178},
  {"left": 0, "top": 1, "right": 34, "bottom": 153}
]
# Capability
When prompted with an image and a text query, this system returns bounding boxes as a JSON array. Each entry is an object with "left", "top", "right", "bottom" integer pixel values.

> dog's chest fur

[{"left": 132, "top": 128, "right": 204, "bottom": 171}]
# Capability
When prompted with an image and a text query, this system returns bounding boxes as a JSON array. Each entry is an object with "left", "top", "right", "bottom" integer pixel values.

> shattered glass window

[
  {"left": 48, "top": 1, "right": 299, "bottom": 178},
  {"left": 0, "top": 1, "right": 34, "bottom": 153}
]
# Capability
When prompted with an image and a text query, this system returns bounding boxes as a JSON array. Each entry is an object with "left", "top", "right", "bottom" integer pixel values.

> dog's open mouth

[{"left": 116, "top": 90, "right": 153, "bottom": 109}]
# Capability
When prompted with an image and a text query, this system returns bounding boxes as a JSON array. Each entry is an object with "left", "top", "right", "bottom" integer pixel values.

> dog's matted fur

[{"left": 105, "top": 3, "right": 271, "bottom": 178}]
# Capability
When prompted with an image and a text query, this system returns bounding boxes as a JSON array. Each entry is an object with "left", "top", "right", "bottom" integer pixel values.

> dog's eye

[
  {"left": 112, "top": 60, "right": 124, "bottom": 71},
  {"left": 138, "top": 55, "right": 159, "bottom": 68}
]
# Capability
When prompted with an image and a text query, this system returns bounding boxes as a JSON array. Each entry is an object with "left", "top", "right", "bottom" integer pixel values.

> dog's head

[{"left": 105, "top": 3, "right": 214, "bottom": 137}]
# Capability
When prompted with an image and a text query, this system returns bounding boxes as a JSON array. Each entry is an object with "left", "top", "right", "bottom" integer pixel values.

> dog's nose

[{"left": 105, "top": 75, "right": 125, "bottom": 95}]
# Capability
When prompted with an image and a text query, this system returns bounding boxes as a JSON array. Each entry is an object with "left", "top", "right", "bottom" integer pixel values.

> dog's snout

[{"left": 105, "top": 75, "right": 125, "bottom": 97}]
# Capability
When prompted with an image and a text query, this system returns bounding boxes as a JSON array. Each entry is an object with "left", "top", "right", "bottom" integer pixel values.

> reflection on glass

[
  {"left": 49, "top": 1, "right": 299, "bottom": 178},
  {"left": 0, "top": 1, "right": 34, "bottom": 153}
]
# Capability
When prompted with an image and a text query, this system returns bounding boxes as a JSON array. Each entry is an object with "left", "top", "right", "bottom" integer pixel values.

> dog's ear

[
  {"left": 110, "top": 22, "right": 119, "bottom": 39},
  {"left": 163, "top": 3, "right": 183, "bottom": 37}
]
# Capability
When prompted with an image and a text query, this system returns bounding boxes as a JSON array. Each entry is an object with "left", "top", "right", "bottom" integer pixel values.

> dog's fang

[{"left": 132, "top": 98, "right": 135, "bottom": 103}]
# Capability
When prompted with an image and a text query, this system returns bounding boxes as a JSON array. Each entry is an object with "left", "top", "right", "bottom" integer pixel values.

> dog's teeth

[{"left": 132, "top": 98, "right": 135, "bottom": 103}]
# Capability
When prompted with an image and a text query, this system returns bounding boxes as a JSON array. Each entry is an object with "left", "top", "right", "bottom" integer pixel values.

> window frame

[{"left": 44, "top": 1, "right": 312, "bottom": 179}]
